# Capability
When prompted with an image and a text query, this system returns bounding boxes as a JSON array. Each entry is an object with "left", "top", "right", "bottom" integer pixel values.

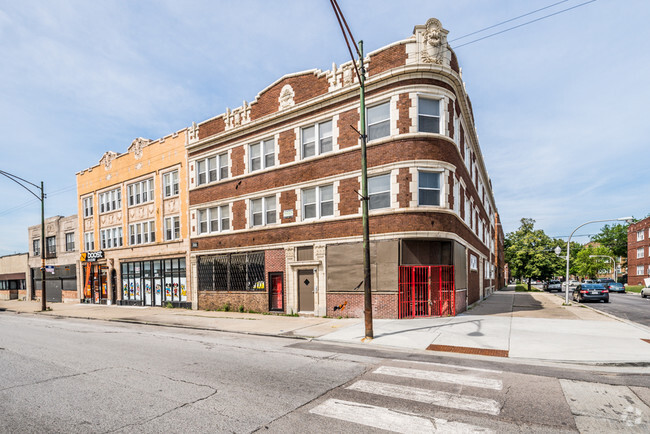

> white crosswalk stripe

[
  {"left": 347, "top": 379, "right": 501, "bottom": 415},
  {"left": 309, "top": 399, "right": 494, "bottom": 433},
  {"left": 307, "top": 360, "right": 504, "bottom": 432},
  {"left": 374, "top": 365, "right": 503, "bottom": 390}
]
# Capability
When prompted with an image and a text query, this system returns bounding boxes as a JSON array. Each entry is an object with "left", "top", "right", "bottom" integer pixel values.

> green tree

[
  {"left": 591, "top": 224, "right": 629, "bottom": 258},
  {"left": 574, "top": 245, "right": 614, "bottom": 279},
  {"left": 505, "top": 218, "right": 559, "bottom": 289}
]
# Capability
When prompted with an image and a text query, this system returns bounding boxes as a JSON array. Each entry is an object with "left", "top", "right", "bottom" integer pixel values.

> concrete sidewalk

[{"left": 2, "top": 286, "right": 649, "bottom": 366}]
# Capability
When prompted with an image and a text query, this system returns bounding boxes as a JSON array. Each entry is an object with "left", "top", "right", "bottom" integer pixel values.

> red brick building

[
  {"left": 186, "top": 18, "right": 503, "bottom": 318},
  {"left": 627, "top": 216, "right": 650, "bottom": 286}
]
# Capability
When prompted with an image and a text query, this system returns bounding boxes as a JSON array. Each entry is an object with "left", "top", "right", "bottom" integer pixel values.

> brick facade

[
  {"left": 188, "top": 18, "right": 502, "bottom": 318},
  {"left": 628, "top": 217, "right": 650, "bottom": 286}
]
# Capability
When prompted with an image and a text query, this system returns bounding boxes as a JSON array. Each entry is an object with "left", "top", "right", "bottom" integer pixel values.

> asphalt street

[
  {"left": 553, "top": 290, "right": 650, "bottom": 328},
  {"left": 2, "top": 312, "right": 649, "bottom": 433}
]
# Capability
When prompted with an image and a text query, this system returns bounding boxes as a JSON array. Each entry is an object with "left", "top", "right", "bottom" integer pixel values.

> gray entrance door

[{"left": 298, "top": 269, "right": 314, "bottom": 312}]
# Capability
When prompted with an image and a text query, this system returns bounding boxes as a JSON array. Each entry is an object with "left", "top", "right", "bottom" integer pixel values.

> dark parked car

[
  {"left": 597, "top": 278, "right": 615, "bottom": 285},
  {"left": 573, "top": 283, "right": 609, "bottom": 303},
  {"left": 605, "top": 282, "right": 625, "bottom": 293}
]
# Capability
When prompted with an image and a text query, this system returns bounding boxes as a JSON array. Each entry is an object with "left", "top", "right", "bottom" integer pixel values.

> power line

[
  {"left": 453, "top": 0, "right": 597, "bottom": 50},
  {"left": 449, "top": 0, "right": 570, "bottom": 43}
]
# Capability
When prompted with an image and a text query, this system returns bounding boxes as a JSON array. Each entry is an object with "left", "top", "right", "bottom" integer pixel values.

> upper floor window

[
  {"left": 98, "top": 188, "right": 121, "bottom": 213},
  {"left": 164, "top": 216, "right": 181, "bottom": 240},
  {"left": 46, "top": 236, "right": 56, "bottom": 257},
  {"left": 302, "top": 185, "right": 334, "bottom": 220},
  {"left": 128, "top": 220, "right": 155, "bottom": 245},
  {"left": 418, "top": 171, "right": 441, "bottom": 206},
  {"left": 65, "top": 232, "right": 75, "bottom": 252},
  {"left": 249, "top": 138, "right": 275, "bottom": 172},
  {"left": 418, "top": 97, "right": 440, "bottom": 133},
  {"left": 83, "top": 197, "right": 93, "bottom": 218},
  {"left": 302, "top": 120, "right": 333, "bottom": 158},
  {"left": 197, "top": 152, "right": 228, "bottom": 186},
  {"left": 637, "top": 247, "right": 644, "bottom": 259},
  {"left": 637, "top": 265, "right": 644, "bottom": 276},
  {"left": 637, "top": 230, "right": 645, "bottom": 241},
  {"left": 33, "top": 239, "right": 40, "bottom": 256},
  {"left": 100, "top": 227, "right": 123, "bottom": 249},
  {"left": 127, "top": 178, "right": 154, "bottom": 207},
  {"left": 250, "top": 196, "right": 276, "bottom": 227},
  {"left": 368, "top": 174, "right": 390, "bottom": 210},
  {"left": 367, "top": 101, "right": 390, "bottom": 141},
  {"left": 84, "top": 232, "right": 94, "bottom": 252},
  {"left": 197, "top": 205, "right": 230, "bottom": 234},
  {"left": 163, "top": 170, "right": 179, "bottom": 197}
]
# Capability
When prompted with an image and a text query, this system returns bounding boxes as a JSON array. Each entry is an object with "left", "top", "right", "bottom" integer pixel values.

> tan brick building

[
  {"left": 0, "top": 253, "right": 28, "bottom": 300},
  {"left": 186, "top": 18, "right": 504, "bottom": 318},
  {"left": 76, "top": 131, "right": 192, "bottom": 307}
]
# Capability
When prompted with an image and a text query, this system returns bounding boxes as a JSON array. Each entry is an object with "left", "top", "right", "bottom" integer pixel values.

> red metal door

[
  {"left": 269, "top": 273, "right": 283, "bottom": 311},
  {"left": 399, "top": 266, "right": 455, "bottom": 318}
]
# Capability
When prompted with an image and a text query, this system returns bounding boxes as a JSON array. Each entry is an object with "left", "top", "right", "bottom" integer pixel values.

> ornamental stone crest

[
  {"left": 128, "top": 137, "right": 151, "bottom": 160},
  {"left": 224, "top": 101, "right": 251, "bottom": 131},
  {"left": 278, "top": 84, "right": 295, "bottom": 110},
  {"left": 187, "top": 122, "right": 199, "bottom": 144},
  {"left": 99, "top": 151, "right": 118, "bottom": 171},
  {"left": 421, "top": 18, "right": 448, "bottom": 65}
]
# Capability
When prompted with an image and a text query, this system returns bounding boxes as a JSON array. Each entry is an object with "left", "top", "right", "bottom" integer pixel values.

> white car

[{"left": 642, "top": 287, "right": 650, "bottom": 298}]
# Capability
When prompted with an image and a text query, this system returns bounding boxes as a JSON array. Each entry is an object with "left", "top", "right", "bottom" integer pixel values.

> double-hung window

[
  {"left": 302, "top": 185, "right": 334, "bottom": 220},
  {"left": 368, "top": 174, "right": 391, "bottom": 210},
  {"left": 128, "top": 220, "right": 155, "bottom": 245},
  {"left": 637, "top": 230, "right": 645, "bottom": 241},
  {"left": 98, "top": 188, "right": 121, "bottom": 213},
  {"left": 33, "top": 239, "right": 40, "bottom": 256},
  {"left": 249, "top": 138, "right": 275, "bottom": 172},
  {"left": 100, "top": 227, "right": 123, "bottom": 249},
  {"left": 164, "top": 216, "right": 181, "bottom": 240},
  {"left": 83, "top": 197, "right": 93, "bottom": 218},
  {"left": 128, "top": 178, "right": 154, "bottom": 206},
  {"left": 418, "top": 97, "right": 441, "bottom": 133},
  {"left": 46, "top": 236, "right": 56, "bottom": 257},
  {"left": 83, "top": 232, "right": 94, "bottom": 251},
  {"left": 637, "top": 265, "right": 644, "bottom": 276},
  {"left": 418, "top": 171, "right": 441, "bottom": 206},
  {"left": 250, "top": 196, "right": 276, "bottom": 227},
  {"left": 637, "top": 247, "right": 644, "bottom": 259},
  {"left": 196, "top": 152, "right": 228, "bottom": 186},
  {"left": 367, "top": 102, "right": 390, "bottom": 141},
  {"left": 65, "top": 232, "right": 75, "bottom": 252},
  {"left": 197, "top": 205, "right": 230, "bottom": 235},
  {"left": 302, "top": 120, "right": 333, "bottom": 158},
  {"left": 163, "top": 170, "right": 179, "bottom": 197}
]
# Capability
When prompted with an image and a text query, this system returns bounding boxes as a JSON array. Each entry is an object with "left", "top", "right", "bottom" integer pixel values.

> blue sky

[{"left": 1, "top": 0, "right": 648, "bottom": 256}]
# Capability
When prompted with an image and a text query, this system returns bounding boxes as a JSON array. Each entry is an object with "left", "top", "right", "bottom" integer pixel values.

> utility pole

[
  {"left": 329, "top": 0, "right": 373, "bottom": 338},
  {"left": 0, "top": 170, "right": 47, "bottom": 310}
]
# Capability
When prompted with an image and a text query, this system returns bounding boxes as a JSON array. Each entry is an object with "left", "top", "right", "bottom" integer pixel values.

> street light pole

[
  {"left": 564, "top": 217, "right": 632, "bottom": 304},
  {"left": 589, "top": 254, "right": 617, "bottom": 283},
  {"left": 0, "top": 170, "right": 47, "bottom": 310}
]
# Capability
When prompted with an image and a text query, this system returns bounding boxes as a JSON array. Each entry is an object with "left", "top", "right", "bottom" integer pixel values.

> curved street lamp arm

[{"left": 0, "top": 170, "right": 42, "bottom": 201}]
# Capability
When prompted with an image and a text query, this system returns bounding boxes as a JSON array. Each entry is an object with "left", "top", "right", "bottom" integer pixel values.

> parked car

[
  {"left": 546, "top": 280, "right": 562, "bottom": 292},
  {"left": 573, "top": 283, "right": 609, "bottom": 303},
  {"left": 642, "top": 287, "right": 650, "bottom": 298},
  {"left": 562, "top": 280, "right": 580, "bottom": 290},
  {"left": 605, "top": 282, "right": 625, "bottom": 293},
  {"left": 598, "top": 278, "right": 615, "bottom": 285}
]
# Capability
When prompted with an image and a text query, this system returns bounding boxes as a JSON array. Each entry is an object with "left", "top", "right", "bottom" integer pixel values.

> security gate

[{"left": 398, "top": 266, "right": 455, "bottom": 318}]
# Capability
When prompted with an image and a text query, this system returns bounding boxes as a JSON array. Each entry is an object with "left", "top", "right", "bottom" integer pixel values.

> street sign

[{"left": 45, "top": 265, "right": 54, "bottom": 274}]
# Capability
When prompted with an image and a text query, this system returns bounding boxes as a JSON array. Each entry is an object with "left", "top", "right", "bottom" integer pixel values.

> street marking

[
  {"left": 348, "top": 380, "right": 501, "bottom": 415},
  {"left": 309, "top": 398, "right": 493, "bottom": 433},
  {"left": 375, "top": 366, "right": 503, "bottom": 390},
  {"left": 560, "top": 380, "right": 649, "bottom": 432},
  {"left": 391, "top": 359, "right": 502, "bottom": 374}
]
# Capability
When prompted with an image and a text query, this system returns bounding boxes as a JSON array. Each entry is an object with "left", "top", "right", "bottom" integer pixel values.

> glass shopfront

[
  {"left": 82, "top": 262, "right": 114, "bottom": 304},
  {"left": 120, "top": 257, "right": 187, "bottom": 307}
]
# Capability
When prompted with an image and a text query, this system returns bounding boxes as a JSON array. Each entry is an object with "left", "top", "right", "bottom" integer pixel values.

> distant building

[
  {"left": 627, "top": 216, "right": 650, "bottom": 286},
  {"left": 185, "top": 18, "right": 503, "bottom": 318},
  {"left": 75, "top": 133, "right": 191, "bottom": 307},
  {"left": 27, "top": 215, "right": 78, "bottom": 302},
  {"left": 0, "top": 253, "right": 29, "bottom": 300}
]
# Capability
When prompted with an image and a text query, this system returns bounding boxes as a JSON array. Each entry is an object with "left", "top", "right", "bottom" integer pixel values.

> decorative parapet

[
  {"left": 325, "top": 61, "right": 360, "bottom": 92},
  {"left": 127, "top": 137, "right": 151, "bottom": 160},
  {"left": 409, "top": 18, "right": 451, "bottom": 67},
  {"left": 99, "top": 151, "right": 118, "bottom": 171},
  {"left": 187, "top": 122, "right": 200, "bottom": 145},
  {"left": 224, "top": 101, "right": 251, "bottom": 130}
]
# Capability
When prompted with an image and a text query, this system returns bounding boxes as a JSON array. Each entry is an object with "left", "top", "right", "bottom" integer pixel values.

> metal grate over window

[{"left": 198, "top": 252, "right": 265, "bottom": 291}]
